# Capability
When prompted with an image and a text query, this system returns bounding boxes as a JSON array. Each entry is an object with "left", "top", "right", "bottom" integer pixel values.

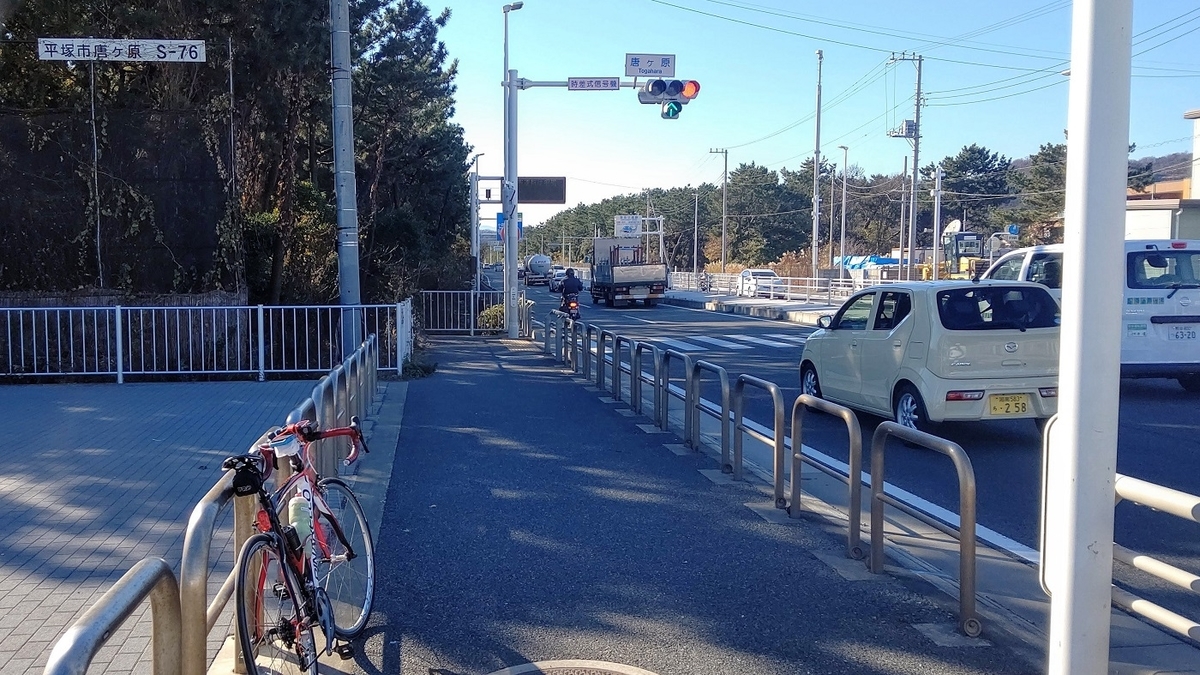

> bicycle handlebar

[{"left": 265, "top": 416, "right": 370, "bottom": 467}]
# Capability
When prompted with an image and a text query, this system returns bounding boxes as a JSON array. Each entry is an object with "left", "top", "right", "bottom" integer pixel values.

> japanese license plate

[
  {"left": 1166, "top": 325, "right": 1197, "bottom": 341},
  {"left": 989, "top": 394, "right": 1031, "bottom": 416}
]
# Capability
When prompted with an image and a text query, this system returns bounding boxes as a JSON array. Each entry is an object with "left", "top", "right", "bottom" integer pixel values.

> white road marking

[
  {"left": 622, "top": 314, "right": 659, "bottom": 324},
  {"left": 765, "top": 333, "right": 809, "bottom": 343},
  {"left": 725, "top": 334, "right": 795, "bottom": 348},
  {"left": 654, "top": 338, "right": 707, "bottom": 352},
  {"left": 688, "top": 335, "right": 752, "bottom": 349}
]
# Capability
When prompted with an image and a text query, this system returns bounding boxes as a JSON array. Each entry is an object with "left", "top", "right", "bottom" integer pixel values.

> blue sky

[{"left": 437, "top": 0, "right": 1200, "bottom": 228}]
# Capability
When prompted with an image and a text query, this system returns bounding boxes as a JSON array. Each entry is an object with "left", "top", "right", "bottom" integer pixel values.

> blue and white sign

[
  {"left": 1007, "top": 223, "right": 1020, "bottom": 235},
  {"left": 568, "top": 77, "right": 620, "bottom": 91},
  {"left": 625, "top": 53, "right": 675, "bottom": 78},
  {"left": 614, "top": 214, "right": 641, "bottom": 237},
  {"left": 497, "top": 212, "right": 523, "bottom": 241}
]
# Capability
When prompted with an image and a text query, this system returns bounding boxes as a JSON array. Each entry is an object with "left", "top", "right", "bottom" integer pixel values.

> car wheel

[
  {"left": 1179, "top": 375, "right": 1200, "bottom": 393},
  {"left": 800, "top": 363, "right": 823, "bottom": 400},
  {"left": 894, "top": 385, "right": 931, "bottom": 435}
]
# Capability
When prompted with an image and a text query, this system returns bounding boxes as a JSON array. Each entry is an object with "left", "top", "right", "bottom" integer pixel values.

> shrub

[{"left": 478, "top": 304, "right": 504, "bottom": 332}]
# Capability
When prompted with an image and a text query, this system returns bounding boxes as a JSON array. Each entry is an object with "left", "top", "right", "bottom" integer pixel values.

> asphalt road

[{"left": 504, "top": 274, "right": 1200, "bottom": 623}]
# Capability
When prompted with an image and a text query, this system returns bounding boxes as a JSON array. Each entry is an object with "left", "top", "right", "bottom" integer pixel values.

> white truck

[
  {"left": 521, "top": 254, "right": 553, "bottom": 286},
  {"left": 589, "top": 237, "right": 668, "bottom": 307}
]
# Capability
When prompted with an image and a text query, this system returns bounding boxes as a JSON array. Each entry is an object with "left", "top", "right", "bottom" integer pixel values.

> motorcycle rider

[{"left": 559, "top": 268, "right": 584, "bottom": 311}]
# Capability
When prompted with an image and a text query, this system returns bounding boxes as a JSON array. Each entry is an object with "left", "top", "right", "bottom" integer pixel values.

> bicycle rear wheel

[
  {"left": 235, "top": 533, "right": 320, "bottom": 675},
  {"left": 314, "top": 477, "right": 376, "bottom": 639}
]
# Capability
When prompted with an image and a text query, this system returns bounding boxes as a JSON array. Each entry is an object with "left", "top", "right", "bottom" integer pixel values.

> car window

[
  {"left": 833, "top": 293, "right": 876, "bottom": 331},
  {"left": 1027, "top": 253, "right": 1063, "bottom": 288},
  {"left": 988, "top": 255, "right": 1024, "bottom": 281},
  {"left": 937, "top": 286, "right": 1059, "bottom": 330},
  {"left": 751, "top": 271, "right": 778, "bottom": 277},
  {"left": 1127, "top": 250, "right": 1200, "bottom": 289},
  {"left": 873, "top": 291, "right": 912, "bottom": 331}
]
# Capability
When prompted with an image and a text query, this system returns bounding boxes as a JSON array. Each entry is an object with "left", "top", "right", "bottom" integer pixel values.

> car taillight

[
  {"left": 1038, "top": 387, "right": 1058, "bottom": 397},
  {"left": 946, "top": 390, "right": 985, "bottom": 401},
  {"left": 1170, "top": 241, "right": 1187, "bottom": 249}
]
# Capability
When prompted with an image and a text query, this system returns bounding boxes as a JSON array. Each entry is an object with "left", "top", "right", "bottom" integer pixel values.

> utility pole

[
  {"left": 811, "top": 49, "right": 823, "bottom": 280},
  {"left": 710, "top": 148, "right": 728, "bottom": 272},
  {"left": 838, "top": 145, "right": 849, "bottom": 280},
  {"left": 931, "top": 165, "right": 943, "bottom": 280},
  {"left": 693, "top": 191, "right": 700, "bottom": 276},
  {"left": 828, "top": 167, "right": 836, "bottom": 268},
  {"left": 888, "top": 52, "right": 923, "bottom": 282},
  {"left": 331, "top": 0, "right": 362, "bottom": 354},
  {"left": 898, "top": 156, "right": 907, "bottom": 279}
]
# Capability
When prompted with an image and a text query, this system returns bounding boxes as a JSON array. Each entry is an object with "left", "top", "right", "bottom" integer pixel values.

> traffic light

[{"left": 637, "top": 79, "right": 701, "bottom": 119}]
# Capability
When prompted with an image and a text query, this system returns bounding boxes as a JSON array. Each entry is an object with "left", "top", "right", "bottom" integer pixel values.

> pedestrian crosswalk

[{"left": 646, "top": 332, "right": 808, "bottom": 353}]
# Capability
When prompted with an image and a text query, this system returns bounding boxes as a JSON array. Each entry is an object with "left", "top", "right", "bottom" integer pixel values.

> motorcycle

[{"left": 561, "top": 292, "right": 581, "bottom": 321}]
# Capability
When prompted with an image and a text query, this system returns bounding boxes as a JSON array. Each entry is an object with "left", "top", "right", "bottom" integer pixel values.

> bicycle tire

[
  {"left": 314, "top": 477, "right": 376, "bottom": 639},
  {"left": 235, "top": 533, "right": 320, "bottom": 675}
]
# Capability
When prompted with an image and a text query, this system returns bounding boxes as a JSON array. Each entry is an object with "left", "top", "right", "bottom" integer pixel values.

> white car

[
  {"left": 548, "top": 270, "right": 567, "bottom": 292},
  {"left": 800, "top": 280, "right": 1061, "bottom": 433},
  {"left": 982, "top": 239, "right": 1200, "bottom": 391},
  {"left": 737, "top": 268, "right": 782, "bottom": 297}
]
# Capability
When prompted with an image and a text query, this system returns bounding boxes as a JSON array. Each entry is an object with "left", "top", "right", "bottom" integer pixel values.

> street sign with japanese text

[
  {"left": 568, "top": 77, "right": 620, "bottom": 91},
  {"left": 625, "top": 53, "right": 675, "bottom": 78},
  {"left": 614, "top": 214, "right": 641, "bottom": 237},
  {"left": 37, "top": 38, "right": 206, "bottom": 62}
]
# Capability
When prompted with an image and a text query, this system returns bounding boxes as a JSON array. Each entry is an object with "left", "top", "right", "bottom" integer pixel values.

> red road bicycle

[{"left": 222, "top": 416, "right": 376, "bottom": 675}]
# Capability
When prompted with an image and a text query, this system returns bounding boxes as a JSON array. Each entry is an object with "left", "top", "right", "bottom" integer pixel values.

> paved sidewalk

[{"left": 355, "top": 339, "right": 1042, "bottom": 675}]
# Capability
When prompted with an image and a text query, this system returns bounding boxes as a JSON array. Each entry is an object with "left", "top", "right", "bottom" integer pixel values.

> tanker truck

[{"left": 522, "top": 254, "right": 553, "bottom": 286}]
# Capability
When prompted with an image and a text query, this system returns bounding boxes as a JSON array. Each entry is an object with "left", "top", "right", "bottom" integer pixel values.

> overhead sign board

[
  {"left": 614, "top": 214, "right": 641, "bottom": 237},
  {"left": 625, "top": 53, "right": 675, "bottom": 78},
  {"left": 568, "top": 77, "right": 620, "bottom": 91},
  {"left": 38, "top": 37, "right": 206, "bottom": 62},
  {"left": 517, "top": 177, "right": 566, "bottom": 204}
]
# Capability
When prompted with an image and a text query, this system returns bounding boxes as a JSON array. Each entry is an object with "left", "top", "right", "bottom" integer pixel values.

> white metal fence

[
  {"left": 418, "top": 290, "right": 505, "bottom": 334},
  {"left": 1, "top": 300, "right": 414, "bottom": 381}
]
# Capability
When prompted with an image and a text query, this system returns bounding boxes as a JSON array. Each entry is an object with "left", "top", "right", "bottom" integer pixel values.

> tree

[{"left": 922, "top": 144, "right": 1013, "bottom": 236}]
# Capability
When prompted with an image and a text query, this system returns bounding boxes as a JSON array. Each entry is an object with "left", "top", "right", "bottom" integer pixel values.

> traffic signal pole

[{"left": 811, "top": 50, "right": 823, "bottom": 280}]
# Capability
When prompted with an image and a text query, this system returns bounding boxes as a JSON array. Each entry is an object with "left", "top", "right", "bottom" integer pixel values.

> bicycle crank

[{"left": 314, "top": 586, "right": 336, "bottom": 656}]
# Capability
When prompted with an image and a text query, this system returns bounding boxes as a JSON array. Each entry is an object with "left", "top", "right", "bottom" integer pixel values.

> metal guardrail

[
  {"left": 659, "top": 349, "right": 693, "bottom": 435},
  {"left": 45, "top": 335, "right": 381, "bottom": 675},
  {"left": 596, "top": 330, "right": 615, "bottom": 391},
  {"left": 688, "top": 361, "right": 731, "bottom": 464},
  {"left": 869, "top": 421, "right": 981, "bottom": 638},
  {"left": 582, "top": 324, "right": 599, "bottom": 381},
  {"left": 730, "top": 374, "right": 784, "bottom": 489},
  {"left": 418, "top": 289, "right": 504, "bottom": 335},
  {"left": 2, "top": 303, "right": 411, "bottom": 381},
  {"left": 611, "top": 336, "right": 636, "bottom": 402},
  {"left": 43, "top": 558, "right": 181, "bottom": 675},
  {"left": 790, "top": 395, "right": 865, "bottom": 559},
  {"left": 630, "top": 341, "right": 662, "bottom": 419}
]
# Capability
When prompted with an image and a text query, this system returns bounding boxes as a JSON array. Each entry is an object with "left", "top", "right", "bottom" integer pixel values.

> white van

[{"left": 982, "top": 240, "right": 1200, "bottom": 391}]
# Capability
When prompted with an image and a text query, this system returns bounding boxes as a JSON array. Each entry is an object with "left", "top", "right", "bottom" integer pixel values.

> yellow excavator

[{"left": 920, "top": 231, "right": 989, "bottom": 280}]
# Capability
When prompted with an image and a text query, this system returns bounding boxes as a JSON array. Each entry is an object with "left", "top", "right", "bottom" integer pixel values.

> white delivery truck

[
  {"left": 589, "top": 237, "right": 668, "bottom": 307},
  {"left": 982, "top": 239, "right": 1200, "bottom": 390}
]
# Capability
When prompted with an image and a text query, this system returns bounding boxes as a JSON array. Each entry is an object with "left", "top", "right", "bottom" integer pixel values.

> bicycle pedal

[
  {"left": 272, "top": 583, "right": 290, "bottom": 601},
  {"left": 334, "top": 642, "right": 355, "bottom": 660}
]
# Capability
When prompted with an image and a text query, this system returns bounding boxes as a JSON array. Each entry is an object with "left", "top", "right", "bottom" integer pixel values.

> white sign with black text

[{"left": 37, "top": 38, "right": 206, "bottom": 62}]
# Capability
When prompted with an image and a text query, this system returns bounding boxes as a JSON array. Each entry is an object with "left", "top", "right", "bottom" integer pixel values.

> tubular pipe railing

[
  {"left": 612, "top": 336, "right": 636, "bottom": 401},
  {"left": 630, "top": 341, "right": 662, "bottom": 419},
  {"left": 582, "top": 324, "right": 600, "bottom": 381},
  {"left": 790, "top": 395, "right": 865, "bottom": 559},
  {"left": 659, "top": 349, "right": 693, "bottom": 435},
  {"left": 730, "top": 374, "right": 784, "bottom": 486},
  {"left": 688, "top": 361, "right": 731, "bottom": 462},
  {"left": 43, "top": 558, "right": 181, "bottom": 675},
  {"left": 596, "top": 330, "right": 615, "bottom": 391},
  {"left": 869, "top": 421, "right": 981, "bottom": 638}
]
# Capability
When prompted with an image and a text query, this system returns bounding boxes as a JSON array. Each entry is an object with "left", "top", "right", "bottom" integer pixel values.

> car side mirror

[{"left": 817, "top": 316, "right": 833, "bottom": 329}]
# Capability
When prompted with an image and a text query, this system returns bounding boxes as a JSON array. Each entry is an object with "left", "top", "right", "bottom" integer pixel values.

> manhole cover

[{"left": 485, "top": 661, "right": 661, "bottom": 675}]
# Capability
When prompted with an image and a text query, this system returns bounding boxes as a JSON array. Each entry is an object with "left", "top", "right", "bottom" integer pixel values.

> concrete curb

[{"left": 661, "top": 294, "right": 832, "bottom": 325}]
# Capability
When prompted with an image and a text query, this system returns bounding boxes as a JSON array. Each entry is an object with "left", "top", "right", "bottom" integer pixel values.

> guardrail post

[
  {"left": 256, "top": 305, "right": 265, "bottom": 382},
  {"left": 790, "top": 395, "right": 865, "bottom": 559},
  {"left": 730, "top": 374, "right": 783, "bottom": 486},
  {"left": 659, "top": 350, "right": 693, "bottom": 435},
  {"left": 597, "top": 330, "right": 614, "bottom": 391},
  {"left": 43, "top": 558, "right": 181, "bottom": 675},
  {"left": 688, "top": 361, "right": 730, "bottom": 463},
  {"left": 869, "top": 421, "right": 980, "bottom": 637},
  {"left": 612, "top": 336, "right": 632, "bottom": 401},
  {"left": 630, "top": 342, "right": 661, "bottom": 417},
  {"left": 114, "top": 305, "right": 124, "bottom": 384}
]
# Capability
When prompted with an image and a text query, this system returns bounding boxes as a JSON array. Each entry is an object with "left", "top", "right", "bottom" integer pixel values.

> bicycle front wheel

[
  {"left": 235, "top": 533, "right": 320, "bottom": 675},
  {"left": 314, "top": 477, "right": 376, "bottom": 638}
]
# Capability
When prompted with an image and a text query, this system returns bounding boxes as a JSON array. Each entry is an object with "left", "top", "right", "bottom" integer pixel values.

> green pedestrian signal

[{"left": 662, "top": 100, "right": 684, "bottom": 119}]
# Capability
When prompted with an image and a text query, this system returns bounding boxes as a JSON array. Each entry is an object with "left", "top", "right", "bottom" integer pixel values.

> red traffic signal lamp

[{"left": 638, "top": 79, "right": 701, "bottom": 112}]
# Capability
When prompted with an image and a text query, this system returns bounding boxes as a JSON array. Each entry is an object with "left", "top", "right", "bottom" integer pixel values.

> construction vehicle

[
  {"left": 589, "top": 237, "right": 668, "bottom": 307},
  {"left": 929, "top": 231, "right": 988, "bottom": 279}
]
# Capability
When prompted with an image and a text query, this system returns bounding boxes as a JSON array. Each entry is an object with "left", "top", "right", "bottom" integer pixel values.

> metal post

[
  {"left": 898, "top": 156, "right": 907, "bottom": 278},
  {"left": 90, "top": 60, "right": 103, "bottom": 288},
  {"left": 331, "top": 0, "right": 362, "bottom": 355},
  {"left": 1046, "top": 0, "right": 1132, "bottom": 671},
  {"left": 838, "top": 145, "right": 848, "bottom": 280},
  {"left": 503, "top": 67, "right": 520, "bottom": 338},
  {"left": 709, "top": 148, "right": 727, "bottom": 272},
  {"left": 932, "top": 166, "right": 943, "bottom": 280},
  {"left": 256, "top": 305, "right": 265, "bottom": 381},
  {"left": 470, "top": 165, "right": 480, "bottom": 337},
  {"left": 907, "top": 56, "right": 922, "bottom": 283},
  {"left": 811, "top": 50, "right": 823, "bottom": 280},
  {"left": 692, "top": 191, "right": 699, "bottom": 277},
  {"left": 114, "top": 305, "right": 123, "bottom": 384}
]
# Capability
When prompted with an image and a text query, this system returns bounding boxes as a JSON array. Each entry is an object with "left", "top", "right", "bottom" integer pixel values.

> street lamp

[
  {"left": 838, "top": 145, "right": 848, "bottom": 280},
  {"left": 501, "top": 1, "right": 523, "bottom": 338}
]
